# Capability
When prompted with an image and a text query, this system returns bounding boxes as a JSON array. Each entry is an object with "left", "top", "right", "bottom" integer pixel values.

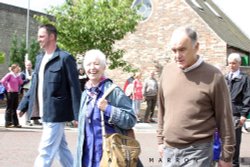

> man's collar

[
  {"left": 230, "top": 69, "right": 240, "bottom": 79},
  {"left": 183, "top": 56, "right": 203, "bottom": 73}
]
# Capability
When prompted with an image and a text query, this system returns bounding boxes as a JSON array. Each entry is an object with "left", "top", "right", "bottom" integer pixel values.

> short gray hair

[
  {"left": 84, "top": 49, "right": 107, "bottom": 67},
  {"left": 171, "top": 26, "right": 198, "bottom": 47},
  {"left": 228, "top": 53, "right": 241, "bottom": 63}
]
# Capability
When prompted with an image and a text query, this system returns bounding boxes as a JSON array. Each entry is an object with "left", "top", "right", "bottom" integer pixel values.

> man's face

[
  {"left": 228, "top": 60, "right": 240, "bottom": 72},
  {"left": 170, "top": 32, "right": 199, "bottom": 69},
  {"left": 37, "top": 27, "right": 52, "bottom": 50},
  {"left": 150, "top": 72, "right": 155, "bottom": 78},
  {"left": 25, "top": 63, "right": 32, "bottom": 70}
]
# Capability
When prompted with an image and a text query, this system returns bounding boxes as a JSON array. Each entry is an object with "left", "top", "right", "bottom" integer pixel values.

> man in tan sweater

[{"left": 157, "top": 26, "right": 235, "bottom": 167}]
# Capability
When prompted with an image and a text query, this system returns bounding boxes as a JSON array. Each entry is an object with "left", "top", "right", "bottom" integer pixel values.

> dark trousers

[
  {"left": 144, "top": 96, "right": 157, "bottom": 122},
  {"left": 5, "top": 92, "right": 19, "bottom": 126},
  {"left": 233, "top": 126, "right": 242, "bottom": 167}
]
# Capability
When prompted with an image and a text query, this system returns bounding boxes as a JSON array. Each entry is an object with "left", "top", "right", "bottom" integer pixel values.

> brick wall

[{"left": 106, "top": 0, "right": 227, "bottom": 88}]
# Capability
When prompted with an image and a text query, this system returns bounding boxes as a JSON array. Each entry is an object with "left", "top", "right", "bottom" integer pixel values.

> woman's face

[
  {"left": 12, "top": 66, "right": 20, "bottom": 74},
  {"left": 84, "top": 56, "right": 105, "bottom": 85}
]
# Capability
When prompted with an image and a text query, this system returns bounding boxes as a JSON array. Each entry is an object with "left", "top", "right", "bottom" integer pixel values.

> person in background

[
  {"left": 132, "top": 72, "right": 143, "bottom": 122},
  {"left": 123, "top": 74, "right": 135, "bottom": 97},
  {"left": 143, "top": 71, "right": 158, "bottom": 123},
  {"left": 20, "top": 60, "right": 41, "bottom": 126},
  {"left": 17, "top": 24, "right": 81, "bottom": 167},
  {"left": 225, "top": 53, "right": 250, "bottom": 167},
  {"left": 78, "top": 67, "right": 88, "bottom": 92},
  {"left": 157, "top": 26, "right": 235, "bottom": 167},
  {"left": 74, "top": 49, "right": 137, "bottom": 167},
  {"left": 20, "top": 60, "right": 33, "bottom": 95},
  {"left": 1, "top": 63, "right": 23, "bottom": 128}
]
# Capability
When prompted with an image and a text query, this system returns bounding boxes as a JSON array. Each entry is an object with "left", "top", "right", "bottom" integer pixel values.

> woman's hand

[{"left": 97, "top": 98, "right": 108, "bottom": 111}]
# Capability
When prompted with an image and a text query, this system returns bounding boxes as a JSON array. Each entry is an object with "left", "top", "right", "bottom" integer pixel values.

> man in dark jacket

[
  {"left": 18, "top": 24, "right": 81, "bottom": 167},
  {"left": 225, "top": 53, "right": 250, "bottom": 167}
]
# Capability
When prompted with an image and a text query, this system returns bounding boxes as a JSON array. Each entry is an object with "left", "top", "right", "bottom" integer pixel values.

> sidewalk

[
  {"left": 0, "top": 107, "right": 250, "bottom": 167},
  {"left": 0, "top": 105, "right": 157, "bottom": 132},
  {"left": 0, "top": 107, "right": 30, "bottom": 127}
]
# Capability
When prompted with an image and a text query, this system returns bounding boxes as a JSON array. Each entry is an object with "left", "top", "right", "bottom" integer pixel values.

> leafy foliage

[
  {"left": 35, "top": 0, "right": 141, "bottom": 71},
  {"left": 28, "top": 38, "right": 40, "bottom": 66},
  {"left": 9, "top": 33, "right": 40, "bottom": 69},
  {"left": 0, "top": 51, "right": 5, "bottom": 64},
  {"left": 9, "top": 33, "right": 24, "bottom": 68}
]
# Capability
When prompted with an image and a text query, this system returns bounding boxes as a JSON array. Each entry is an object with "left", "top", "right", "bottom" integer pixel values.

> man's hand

[
  {"left": 158, "top": 144, "right": 165, "bottom": 158},
  {"left": 240, "top": 116, "right": 247, "bottom": 126},
  {"left": 17, "top": 110, "right": 24, "bottom": 117},
  {"left": 218, "top": 160, "right": 232, "bottom": 167},
  {"left": 72, "top": 120, "right": 78, "bottom": 128}
]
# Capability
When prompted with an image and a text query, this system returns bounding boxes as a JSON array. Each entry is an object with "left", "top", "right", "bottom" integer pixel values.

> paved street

[{"left": 0, "top": 108, "right": 250, "bottom": 167}]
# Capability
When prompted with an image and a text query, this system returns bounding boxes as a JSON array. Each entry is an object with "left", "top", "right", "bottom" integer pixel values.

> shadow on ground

[{"left": 241, "top": 157, "right": 250, "bottom": 165}]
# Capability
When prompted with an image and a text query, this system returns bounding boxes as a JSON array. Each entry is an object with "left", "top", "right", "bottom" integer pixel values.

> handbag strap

[
  {"left": 100, "top": 83, "right": 117, "bottom": 101},
  {"left": 100, "top": 83, "right": 117, "bottom": 149}
]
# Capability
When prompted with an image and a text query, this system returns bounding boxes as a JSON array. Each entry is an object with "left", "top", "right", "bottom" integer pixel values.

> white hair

[
  {"left": 228, "top": 53, "right": 241, "bottom": 63},
  {"left": 84, "top": 49, "right": 107, "bottom": 67}
]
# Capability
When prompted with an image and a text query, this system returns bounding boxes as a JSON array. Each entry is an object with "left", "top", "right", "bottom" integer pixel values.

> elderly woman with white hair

[
  {"left": 225, "top": 52, "right": 250, "bottom": 167},
  {"left": 74, "top": 49, "right": 138, "bottom": 167}
]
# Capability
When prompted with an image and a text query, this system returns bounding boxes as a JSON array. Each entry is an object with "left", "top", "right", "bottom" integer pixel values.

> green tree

[
  {"left": 9, "top": 33, "right": 40, "bottom": 69},
  {"left": 28, "top": 39, "right": 40, "bottom": 66},
  {"left": 9, "top": 33, "right": 25, "bottom": 68},
  {"left": 35, "top": 0, "right": 140, "bottom": 71},
  {"left": 0, "top": 51, "right": 5, "bottom": 64}
]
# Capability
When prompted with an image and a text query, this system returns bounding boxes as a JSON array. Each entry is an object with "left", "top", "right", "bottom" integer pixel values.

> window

[
  {"left": 241, "top": 54, "right": 249, "bottom": 66},
  {"left": 132, "top": 0, "right": 153, "bottom": 21}
]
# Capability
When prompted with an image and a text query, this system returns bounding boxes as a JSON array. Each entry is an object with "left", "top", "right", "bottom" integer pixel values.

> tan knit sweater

[{"left": 157, "top": 62, "right": 235, "bottom": 161}]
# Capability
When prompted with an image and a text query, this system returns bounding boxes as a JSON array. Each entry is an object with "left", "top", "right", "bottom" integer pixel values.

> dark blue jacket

[
  {"left": 18, "top": 47, "right": 81, "bottom": 122},
  {"left": 225, "top": 72, "right": 250, "bottom": 117}
]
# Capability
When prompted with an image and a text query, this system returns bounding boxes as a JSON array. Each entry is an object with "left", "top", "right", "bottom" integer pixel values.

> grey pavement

[{"left": 0, "top": 108, "right": 250, "bottom": 167}]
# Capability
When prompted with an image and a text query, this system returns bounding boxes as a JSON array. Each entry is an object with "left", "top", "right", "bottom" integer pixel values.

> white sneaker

[
  {"left": 242, "top": 127, "right": 249, "bottom": 133},
  {"left": 26, "top": 121, "right": 33, "bottom": 126}
]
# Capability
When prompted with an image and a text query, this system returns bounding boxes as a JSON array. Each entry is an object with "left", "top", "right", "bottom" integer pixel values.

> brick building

[{"left": 108, "top": 0, "right": 250, "bottom": 87}]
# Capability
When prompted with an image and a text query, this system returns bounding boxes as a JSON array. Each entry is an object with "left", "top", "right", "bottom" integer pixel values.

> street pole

[{"left": 25, "top": 0, "right": 30, "bottom": 60}]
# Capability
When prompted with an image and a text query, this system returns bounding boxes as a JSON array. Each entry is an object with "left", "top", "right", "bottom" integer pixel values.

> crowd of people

[{"left": 0, "top": 24, "right": 249, "bottom": 167}]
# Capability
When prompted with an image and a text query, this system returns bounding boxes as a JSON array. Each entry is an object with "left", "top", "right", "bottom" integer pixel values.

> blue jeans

[
  {"left": 132, "top": 100, "right": 141, "bottom": 115},
  {"left": 162, "top": 142, "right": 213, "bottom": 167},
  {"left": 34, "top": 122, "right": 73, "bottom": 167}
]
